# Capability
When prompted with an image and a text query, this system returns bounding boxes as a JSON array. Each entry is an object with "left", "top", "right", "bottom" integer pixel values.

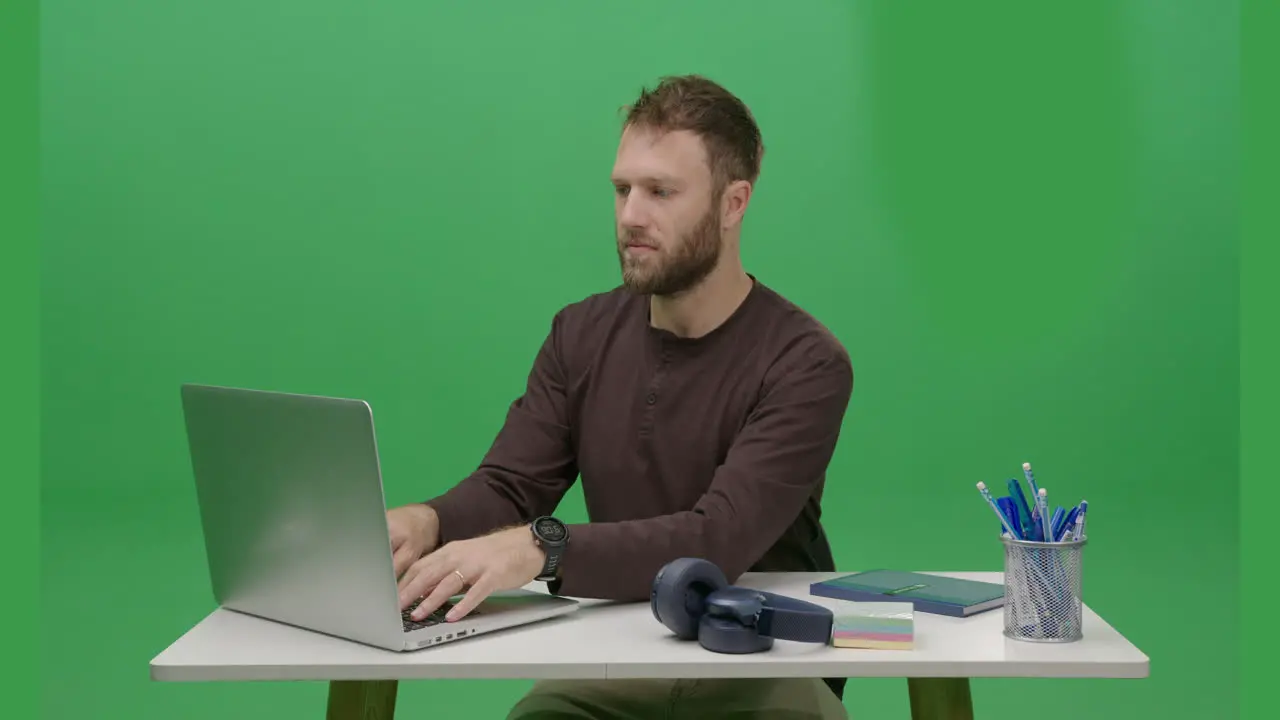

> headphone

[{"left": 650, "top": 557, "right": 835, "bottom": 654}]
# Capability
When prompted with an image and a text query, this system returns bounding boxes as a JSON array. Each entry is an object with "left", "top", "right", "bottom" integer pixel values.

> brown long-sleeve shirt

[{"left": 424, "top": 277, "right": 854, "bottom": 602}]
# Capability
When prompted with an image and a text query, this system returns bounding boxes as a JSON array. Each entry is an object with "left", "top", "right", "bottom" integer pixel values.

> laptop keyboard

[{"left": 402, "top": 598, "right": 481, "bottom": 633}]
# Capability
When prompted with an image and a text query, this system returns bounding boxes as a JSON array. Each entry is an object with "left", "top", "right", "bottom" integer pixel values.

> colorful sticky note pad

[{"left": 831, "top": 601, "right": 914, "bottom": 650}]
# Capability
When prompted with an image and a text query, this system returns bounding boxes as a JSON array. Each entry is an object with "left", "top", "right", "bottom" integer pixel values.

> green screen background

[{"left": 40, "top": 1, "right": 1238, "bottom": 718}]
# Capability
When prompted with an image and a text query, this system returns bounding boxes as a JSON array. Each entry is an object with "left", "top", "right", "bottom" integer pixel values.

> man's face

[{"left": 611, "top": 126, "right": 723, "bottom": 296}]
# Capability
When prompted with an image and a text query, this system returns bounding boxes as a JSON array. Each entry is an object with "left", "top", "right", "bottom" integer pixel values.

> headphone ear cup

[
  {"left": 697, "top": 614, "right": 774, "bottom": 654},
  {"left": 651, "top": 558, "right": 729, "bottom": 640}
]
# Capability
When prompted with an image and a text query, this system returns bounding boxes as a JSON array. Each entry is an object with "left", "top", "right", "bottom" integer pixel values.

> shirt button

[{"left": 646, "top": 392, "right": 657, "bottom": 405}]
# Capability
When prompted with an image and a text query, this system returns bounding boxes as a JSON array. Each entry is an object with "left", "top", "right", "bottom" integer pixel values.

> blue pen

[
  {"left": 1025, "top": 499, "right": 1041, "bottom": 540},
  {"left": 1023, "top": 464, "right": 1044, "bottom": 540},
  {"left": 1050, "top": 506, "right": 1066, "bottom": 539},
  {"left": 1002, "top": 497, "right": 1027, "bottom": 541},
  {"left": 1007, "top": 477, "right": 1035, "bottom": 537},
  {"left": 998, "top": 496, "right": 1022, "bottom": 537},
  {"left": 1057, "top": 506, "right": 1081, "bottom": 542},
  {"left": 1022, "top": 462, "right": 1041, "bottom": 497},
  {"left": 1035, "top": 488, "right": 1052, "bottom": 543},
  {"left": 977, "top": 482, "right": 1022, "bottom": 539},
  {"left": 1073, "top": 500, "right": 1088, "bottom": 540},
  {"left": 1056, "top": 517, "right": 1075, "bottom": 542},
  {"left": 1055, "top": 516, "right": 1072, "bottom": 542}
]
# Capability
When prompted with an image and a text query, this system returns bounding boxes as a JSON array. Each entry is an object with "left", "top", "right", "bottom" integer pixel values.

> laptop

[{"left": 179, "top": 383, "right": 579, "bottom": 652}]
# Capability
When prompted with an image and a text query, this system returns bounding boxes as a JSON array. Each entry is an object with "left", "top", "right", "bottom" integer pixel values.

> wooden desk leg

[
  {"left": 326, "top": 680, "right": 399, "bottom": 720},
  {"left": 906, "top": 678, "right": 974, "bottom": 720}
]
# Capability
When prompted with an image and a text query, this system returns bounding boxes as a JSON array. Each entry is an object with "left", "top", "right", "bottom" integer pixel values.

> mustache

[{"left": 619, "top": 231, "right": 658, "bottom": 248}]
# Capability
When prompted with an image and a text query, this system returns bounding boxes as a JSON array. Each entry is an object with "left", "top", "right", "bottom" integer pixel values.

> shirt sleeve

[
  {"left": 549, "top": 337, "right": 854, "bottom": 600},
  {"left": 423, "top": 312, "right": 578, "bottom": 544}
]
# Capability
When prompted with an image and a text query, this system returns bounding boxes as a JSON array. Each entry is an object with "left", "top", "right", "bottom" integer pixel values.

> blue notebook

[{"left": 810, "top": 570, "right": 1005, "bottom": 618}]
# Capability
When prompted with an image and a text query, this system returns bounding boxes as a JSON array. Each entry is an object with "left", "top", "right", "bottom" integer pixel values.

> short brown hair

[{"left": 622, "top": 74, "right": 764, "bottom": 189}]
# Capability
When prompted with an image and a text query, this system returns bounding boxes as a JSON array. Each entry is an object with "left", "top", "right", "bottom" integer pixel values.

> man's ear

[{"left": 721, "top": 179, "right": 753, "bottom": 230}]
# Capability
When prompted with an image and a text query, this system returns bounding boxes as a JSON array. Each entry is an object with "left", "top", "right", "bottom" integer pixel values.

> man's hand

[
  {"left": 397, "top": 524, "right": 546, "bottom": 623},
  {"left": 387, "top": 503, "right": 440, "bottom": 578}
]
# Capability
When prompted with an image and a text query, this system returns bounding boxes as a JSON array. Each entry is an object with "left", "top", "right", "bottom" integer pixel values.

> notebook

[{"left": 810, "top": 570, "right": 1005, "bottom": 618}]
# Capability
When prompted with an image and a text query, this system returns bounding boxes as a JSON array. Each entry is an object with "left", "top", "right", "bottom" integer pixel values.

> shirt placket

[{"left": 638, "top": 337, "right": 672, "bottom": 439}]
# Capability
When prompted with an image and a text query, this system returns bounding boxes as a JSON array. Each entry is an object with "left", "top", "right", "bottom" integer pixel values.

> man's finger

[
  {"left": 397, "top": 558, "right": 437, "bottom": 608},
  {"left": 412, "top": 567, "right": 466, "bottom": 620},
  {"left": 400, "top": 574, "right": 438, "bottom": 611},
  {"left": 392, "top": 546, "right": 416, "bottom": 578},
  {"left": 396, "top": 560, "right": 416, "bottom": 594},
  {"left": 445, "top": 574, "right": 494, "bottom": 622}
]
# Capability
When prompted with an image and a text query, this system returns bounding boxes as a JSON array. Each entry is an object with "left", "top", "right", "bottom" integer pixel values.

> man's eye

[
  {"left": 653, "top": 188, "right": 672, "bottom": 198},
  {"left": 614, "top": 185, "right": 630, "bottom": 196}
]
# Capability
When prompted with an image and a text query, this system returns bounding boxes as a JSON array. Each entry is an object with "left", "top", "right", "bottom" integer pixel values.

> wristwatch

[{"left": 530, "top": 516, "right": 569, "bottom": 582}]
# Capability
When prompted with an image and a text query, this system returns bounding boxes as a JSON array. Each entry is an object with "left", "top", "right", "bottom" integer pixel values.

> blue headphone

[{"left": 650, "top": 557, "right": 835, "bottom": 654}]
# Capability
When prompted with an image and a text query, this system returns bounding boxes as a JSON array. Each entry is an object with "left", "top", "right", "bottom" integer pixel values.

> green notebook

[{"left": 809, "top": 570, "right": 1005, "bottom": 617}]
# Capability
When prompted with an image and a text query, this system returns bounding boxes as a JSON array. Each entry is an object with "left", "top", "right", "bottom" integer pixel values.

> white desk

[{"left": 151, "top": 571, "right": 1149, "bottom": 719}]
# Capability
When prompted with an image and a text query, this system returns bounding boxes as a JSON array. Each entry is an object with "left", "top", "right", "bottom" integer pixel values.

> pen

[
  {"left": 977, "top": 482, "right": 1022, "bottom": 539},
  {"left": 1055, "top": 518, "right": 1073, "bottom": 542},
  {"left": 1035, "top": 488, "right": 1052, "bottom": 544},
  {"left": 1050, "top": 506, "right": 1066, "bottom": 540},
  {"left": 1069, "top": 512, "right": 1084, "bottom": 542},
  {"left": 1022, "top": 462, "right": 1041, "bottom": 497},
  {"left": 1022, "top": 463, "right": 1043, "bottom": 540},
  {"left": 1059, "top": 506, "right": 1080, "bottom": 539},
  {"left": 995, "top": 497, "right": 1009, "bottom": 534},
  {"left": 1008, "top": 477, "right": 1035, "bottom": 538},
  {"left": 998, "top": 497, "right": 1022, "bottom": 537},
  {"left": 1072, "top": 500, "right": 1088, "bottom": 541}
]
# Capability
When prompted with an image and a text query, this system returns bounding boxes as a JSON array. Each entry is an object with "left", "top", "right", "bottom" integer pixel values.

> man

[{"left": 387, "top": 74, "right": 853, "bottom": 719}]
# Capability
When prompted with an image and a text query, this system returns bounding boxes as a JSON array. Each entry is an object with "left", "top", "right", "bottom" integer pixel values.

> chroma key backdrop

[{"left": 39, "top": 1, "right": 1236, "bottom": 718}]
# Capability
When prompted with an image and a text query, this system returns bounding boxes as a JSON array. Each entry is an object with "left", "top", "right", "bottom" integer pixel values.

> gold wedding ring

[{"left": 453, "top": 569, "right": 467, "bottom": 585}]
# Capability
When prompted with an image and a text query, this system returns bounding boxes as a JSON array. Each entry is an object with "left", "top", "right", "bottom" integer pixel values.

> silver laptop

[{"left": 179, "top": 383, "right": 579, "bottom": 652}]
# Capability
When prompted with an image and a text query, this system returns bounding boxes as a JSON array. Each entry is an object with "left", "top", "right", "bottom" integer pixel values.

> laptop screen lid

[{"left": 180, "top": 384, "right": 406, "bottom": 648}]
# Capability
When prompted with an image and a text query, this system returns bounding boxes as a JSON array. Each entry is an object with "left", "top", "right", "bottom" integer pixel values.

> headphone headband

[{"left": 754, "top": 591, "right": 834, "bottom": 643}]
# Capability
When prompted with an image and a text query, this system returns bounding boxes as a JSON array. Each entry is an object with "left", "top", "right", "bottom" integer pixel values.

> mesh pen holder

[{"left": 1001, "top": 535, "right": 1086, "bottom": 643}]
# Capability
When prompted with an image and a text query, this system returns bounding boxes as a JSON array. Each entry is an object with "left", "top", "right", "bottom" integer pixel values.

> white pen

[{"left": 1036, "top": 488, "right": 1052, "bottom": 543}]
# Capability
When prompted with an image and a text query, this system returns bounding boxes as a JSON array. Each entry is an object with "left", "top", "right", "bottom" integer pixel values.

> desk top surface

[{"left": 150, "top": 571, "right": 1149, "bottom": 683}]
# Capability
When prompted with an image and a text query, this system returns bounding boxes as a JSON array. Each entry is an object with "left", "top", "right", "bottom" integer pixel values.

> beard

[{"left": 617, "top": 202, "right": 722, "bottom": 297}]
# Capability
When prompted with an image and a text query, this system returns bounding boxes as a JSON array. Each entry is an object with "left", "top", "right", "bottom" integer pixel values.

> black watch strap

[
  {"left": 537, "top": 549, "right": 563, "bottom": 582},
  {"left": 546, "top": 575, "right": 564, "bottom": 595},
  {"left": 531, "top": 516, "right": 568, "bottom": 582}
]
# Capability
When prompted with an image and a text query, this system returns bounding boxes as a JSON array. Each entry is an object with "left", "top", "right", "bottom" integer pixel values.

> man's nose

[{"left": 618, "top": 195, "right": 649, "bottom": 229}]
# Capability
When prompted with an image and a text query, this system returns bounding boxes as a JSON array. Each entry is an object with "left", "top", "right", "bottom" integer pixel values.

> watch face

[{"left": 535, "top": 517, "right": 567, "bottom": 542}]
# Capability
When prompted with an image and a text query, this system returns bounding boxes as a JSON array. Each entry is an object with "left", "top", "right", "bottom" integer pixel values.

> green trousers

[{"left": 506, "top": 678, "right": 848, "bottom": 720}]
